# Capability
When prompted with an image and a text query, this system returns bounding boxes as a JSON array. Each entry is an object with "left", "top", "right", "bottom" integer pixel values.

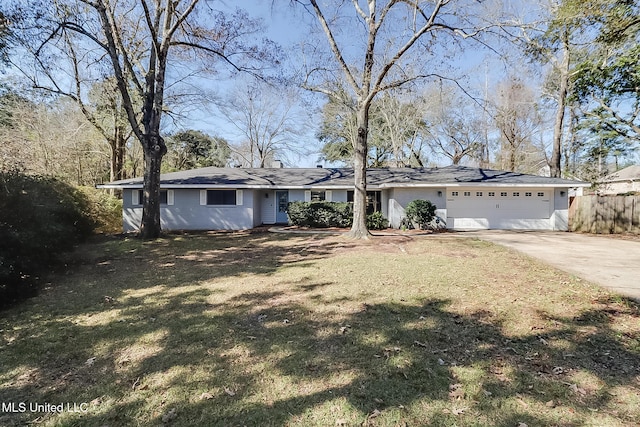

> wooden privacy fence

[{"left": 569, "top": 195, "right": 640, "bottom": 234}]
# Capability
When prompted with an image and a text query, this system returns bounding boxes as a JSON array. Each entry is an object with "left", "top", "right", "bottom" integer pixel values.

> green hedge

[
  {"left": 287, "top": 201, "right": 353, "bottom": 228},
  {"left": 0, "top": 171, "right": 120, "bottom": 306},
  {"left": 286, "top": 201, "right": 388, "bottom": 230}
]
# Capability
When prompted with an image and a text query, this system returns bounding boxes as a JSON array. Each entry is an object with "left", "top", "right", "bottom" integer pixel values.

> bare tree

[
  {"left": 86, "top": 78, "right": 134, "bottom": 183},
  {"left": 494, "top": 77, "right": 546, "bottom": 173},
  {"left": 7, "top": 0, "right": 278, "bottom": 238},
  {"left": 220, "top": 81, "right": 307, "bottom": 168},
  {"left": 296, "top": 0, "right": 497, "bottom": 238},
  {"left": 317, "top": 90, "right": 428, "bottom": 167},
  {"left": 423, "top": 84, "right": 484, "bottom": 165},
  {"left": 375, "top": 93, "right": 429, "bottom": 167},
  {"left": 0, "top": 95, "right": 109, "bottom": 184}
]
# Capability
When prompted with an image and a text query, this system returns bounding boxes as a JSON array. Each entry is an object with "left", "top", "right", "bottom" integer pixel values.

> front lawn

[{"left": 1, "top": 231, "right": 638, "bottom": 426}]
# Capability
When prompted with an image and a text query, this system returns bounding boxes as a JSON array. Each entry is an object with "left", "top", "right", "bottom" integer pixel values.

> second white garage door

[{"left": 447, "top": 188, "right": 552, "bottom": 230}]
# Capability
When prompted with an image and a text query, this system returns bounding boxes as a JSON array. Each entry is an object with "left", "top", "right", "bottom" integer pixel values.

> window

[
  {"left": 513, "top": 192, "right": 520, "bottom": 197},
  {"left": 347, "top": 190, "right": 382, "bottom": 214},
  {"left": 160, "top": 191, "right": 169, "bottom": 204},
  {"left": 537, "top": 192, "right": 545, "bottom": 197},
  {"left": 500, "top": 192, "right": 507, "bottom": 197},
  {"left": 488, "top": 192, "right": 495, "bottom": 197},
  {"left": 206, "top": 190, "right": 236, "bottom": 205},
  {"left": 311, "top": 190, "right": 326, "bottom": 202},
  {"left": 451, "top": 191, "right": 459, "bottom": 196},
  {"left": 476, "top": 191, "right": 483, "bottom": 197},
  {"left": 133, "top": 189, "right": 171, "bottom": 205},
  {"left": 525, "top": 192, "right": 532, "bottom": 197},
  {"left": 463, "top": 191, "right": 471, "bottom": 197}
]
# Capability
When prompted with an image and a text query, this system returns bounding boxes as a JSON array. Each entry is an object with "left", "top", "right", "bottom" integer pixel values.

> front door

[{"left": 276, "top": 191, "right": 289, "bottom": 223}]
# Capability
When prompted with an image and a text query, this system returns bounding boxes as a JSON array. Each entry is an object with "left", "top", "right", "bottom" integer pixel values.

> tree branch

[
  {"left": 308, "top": 0, "right": 360, "bottom": 93},
  {"left": 169, "top": 40, "right": 266, "bottom": 81},
  {"left": 94, "top": 0, "right": 145, "bottom": 144},
  {"left": 368, "top": 0, "right": 447, "bottom": 103}
]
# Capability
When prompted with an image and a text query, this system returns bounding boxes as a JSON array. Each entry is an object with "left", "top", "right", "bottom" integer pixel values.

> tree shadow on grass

[
  {"left": 1, "top": 233, "right": 639, "bottom": 426},
  {"left": 3, "top": 292, "right": 639, "bottom": 426},
  {"left": 77, "top": 231, "right": 361, "bottom": 289}
]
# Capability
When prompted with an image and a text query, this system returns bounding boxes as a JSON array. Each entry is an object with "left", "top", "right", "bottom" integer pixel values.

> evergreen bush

[
  {"left": 286, "top": 201, "right": 390, "bottom": 230},
  {"left": 287, "top": 201, "right": 353, "bottom": 228},
  {"left": 404, "top": 199, "right": 437, "bottom": 230},
  {"left": 366, "top": 211, "right": 388, "bottom": 230}
]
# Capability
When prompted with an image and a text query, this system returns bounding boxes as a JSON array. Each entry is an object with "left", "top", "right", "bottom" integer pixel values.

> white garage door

[{"left": 447, "top": 188, "right": 552, "bottom": 230}]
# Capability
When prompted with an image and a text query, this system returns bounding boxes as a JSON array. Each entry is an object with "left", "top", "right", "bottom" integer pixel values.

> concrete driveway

[{"left": 465, "top": 231, "right": 640, "bottom": 301}]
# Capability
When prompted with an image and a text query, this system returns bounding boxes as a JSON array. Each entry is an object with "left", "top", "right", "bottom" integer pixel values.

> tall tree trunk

[
  {"left": 140, "top": 133, "right": 166, "bottom": 239},
  {"left": 347, "top": 106, "right": 371, "bottom": 239},
  {"left": 564, "top": 107, "right": 578, "bottom": 174},
  {"left": 550, "top": 33, "right": 570, "bottom": 178},
  {"left": 115, "top": 133, "right": 126, "bottom": 180},
  {"left": 109, "top": 133, "right": 127, "bottom": 182},
  {"left": 509, "top": 141, "right": 517, "bottom": 172}
]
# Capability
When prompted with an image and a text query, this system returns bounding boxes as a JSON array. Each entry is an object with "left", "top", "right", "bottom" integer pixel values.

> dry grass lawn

[{"left": 0, "top": 230, "right": 638, "bottom": 426}]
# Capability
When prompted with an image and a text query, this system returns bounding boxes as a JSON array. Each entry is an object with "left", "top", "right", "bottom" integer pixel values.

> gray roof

[{"left": 100, "top": 165, "right": 588, "bottom": 189}]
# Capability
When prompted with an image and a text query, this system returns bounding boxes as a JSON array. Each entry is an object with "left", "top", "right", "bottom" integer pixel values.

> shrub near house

[
  {"left": 287, "top": 201, "right": 388, "bottom": 230},
  {"left": 404, "top": 200, "right": 437, "bottom": 230},
  {"left": 0, "top": 171, "right": 121, "bottom": 306},
  {"left": 287, "top": 201, "right": 353, "bottom": 228}
]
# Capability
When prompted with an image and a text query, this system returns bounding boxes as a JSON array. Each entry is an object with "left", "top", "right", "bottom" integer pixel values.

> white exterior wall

[
  {"left": 253, "top": 190, "right": 264, "bottom": 227},
  {"left": 121, "top": 185, "right": 575, "bottom": 232},
  {"left": 552, "top": 188, "right": 569, "bottom": 231},
  {"left": 330, "top": 190, "right": 348, "bottom": 202},
  {"left": 288, "top": 190, "right": 306, "bottom": 202},
  {"left": 387, "top": 188, "right": 447, "bottom": 228},
  {"left": 123, "top": 188, "right": 255, "bottom": 231}
]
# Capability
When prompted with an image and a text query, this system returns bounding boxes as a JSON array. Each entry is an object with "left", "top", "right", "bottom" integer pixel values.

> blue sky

[
  {"left": 180, "top": 0, "right": 528, "bottom": 167},
  {"left": 177, "top": 1, "right": 325, "bottom": 167}
]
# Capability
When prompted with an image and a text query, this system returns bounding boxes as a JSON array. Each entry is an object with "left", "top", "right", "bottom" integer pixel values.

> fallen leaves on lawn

[
  {"left": 200, "top": 392, "right": 214, "bottom": 400},
  {"left": 565, "top": 382, "right": 587, "bottom": 396},
  {"left": 361, "top": 409, "right": 383, "bottom": 427},
  {"left": 451, "top": 407, "right": 467, "bottom": 415},
  {"left": 449, "top": 383, "right": 465, "bottom": 400}
]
